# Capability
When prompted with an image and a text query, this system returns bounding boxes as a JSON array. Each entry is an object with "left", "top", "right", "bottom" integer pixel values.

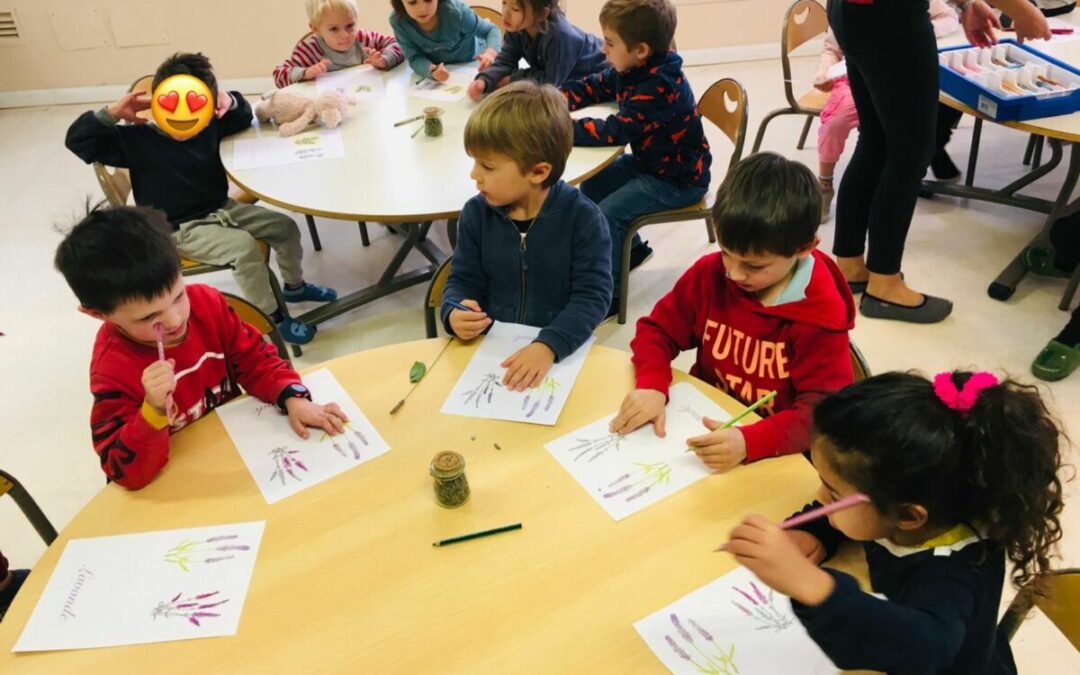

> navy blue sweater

[
  {"left": 560, "top": 51, "right": 711, "bottom": 189},
  {"left": 790, "top": 505, "right": 1017, "bottom": 675},
  {"left": 475, "top": 12, "right": 606, "bottom": 92},
  {"left": 441, "top": 181, "right": 612, "bottom": 361},
  {"left": 65, "top": 93, "right": 252, "bottom": 228}
]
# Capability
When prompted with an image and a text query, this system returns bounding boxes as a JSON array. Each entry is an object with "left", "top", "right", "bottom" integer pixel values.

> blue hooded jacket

[
  {"left": 441, "top": 180, "right": 613, "bottom": 361},
  {"left": 475, "top": 11, "right": 606, "bottom": 92}
]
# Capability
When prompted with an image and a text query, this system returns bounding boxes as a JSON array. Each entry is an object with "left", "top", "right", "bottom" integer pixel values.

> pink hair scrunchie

[{"left": 933, "top": 371, "right": 999, "bottom": 416}]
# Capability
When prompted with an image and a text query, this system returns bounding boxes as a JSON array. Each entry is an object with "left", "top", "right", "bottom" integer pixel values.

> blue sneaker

[
  {"left": 277, "top": 317, "right": 317, "bottom": 345},
  {"left": 283, "top": 283, "right": 338, "bottom": 303}
]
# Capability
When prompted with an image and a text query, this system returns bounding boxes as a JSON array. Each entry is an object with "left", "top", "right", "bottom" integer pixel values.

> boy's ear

[
  {"left": 77, "top": 305, "right": 108, "bottom": 322},
  {"left": 894, "top": 503, "right": 929, "bottom": 532},
  {"left": 795, "top": 235, "right": 821, "bottom": 259},
  {"left": 529, "top": 161, "right": 553, "bottom": 186},
  {"left": 633, "top": 42, "right": 652, "bottom": 62}
]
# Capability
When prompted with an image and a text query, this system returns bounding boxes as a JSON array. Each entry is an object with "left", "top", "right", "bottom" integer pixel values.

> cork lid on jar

[{"left": 429, "top": 451, "right": 465, "bottom": 480}]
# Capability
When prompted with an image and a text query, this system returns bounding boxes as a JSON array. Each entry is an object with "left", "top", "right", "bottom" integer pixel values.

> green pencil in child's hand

[{"left": 685, "top": 390, "right": 776, "bottom": 452}]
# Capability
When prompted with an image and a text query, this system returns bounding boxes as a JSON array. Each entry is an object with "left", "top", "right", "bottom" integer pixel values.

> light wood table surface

[
  {"left": 221, "top": 64, "right": 622, "bottom": 223},
  {"left": 0, "top": 339, "right": 870, "bottom": 673},
  {"left": 931, "top": 21, "right": 1080, "bottom": 306}
]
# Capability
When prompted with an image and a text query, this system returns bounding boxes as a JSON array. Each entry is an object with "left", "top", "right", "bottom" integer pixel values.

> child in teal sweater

[{"left": 390, "top": 0, "right": 502, "bottom": 80}]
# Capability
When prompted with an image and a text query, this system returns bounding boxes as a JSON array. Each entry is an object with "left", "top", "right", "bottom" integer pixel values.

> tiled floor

[{"left": 1, "top": 56, "right": 1078, "bottom": 671}]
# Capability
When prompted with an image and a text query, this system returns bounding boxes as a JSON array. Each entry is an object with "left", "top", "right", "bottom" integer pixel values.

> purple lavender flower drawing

[
  {"left": 463, "top": 373, "right": 502, "bottom": 408},
  {"left": 523, "top": 377, "right": 561, "bottom": 417},
  {"left": 731, "top": 581, "right": 793, "bottom": 632},
  {"left": 269, "top": 446, "right": 309, "bottom": 485},
  {"left": 664, "top": 613, "right": 738, "bottom": 674},
  {"left": 152, "top": 591, "right": 229, "bottom": 627},
  {"left": 602, "top": 462, "right": 672, "bottom": 503},
  {"left": 568, "top": 433, "right": 626, "bottom": 462},
  {"left": 163, "top": 534, "right": 252, "bottom": 572}
]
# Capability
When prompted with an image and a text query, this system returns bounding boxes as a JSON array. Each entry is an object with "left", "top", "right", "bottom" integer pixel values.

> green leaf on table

[{"left": 409, "top": 361, "right": 427, "bottom": 383}]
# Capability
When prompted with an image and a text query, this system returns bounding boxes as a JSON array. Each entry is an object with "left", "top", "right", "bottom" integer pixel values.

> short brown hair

[
  {"left": 599, "top": 0, "right": 676, "bottom": 55},
  {"left": 463, "top": 80, "right": 573, "bottom": 188}
]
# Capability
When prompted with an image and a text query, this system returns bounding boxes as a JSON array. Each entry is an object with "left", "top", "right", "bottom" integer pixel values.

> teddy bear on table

[{"left": 254, "top": 89, "right": 355, "bottom": 137}]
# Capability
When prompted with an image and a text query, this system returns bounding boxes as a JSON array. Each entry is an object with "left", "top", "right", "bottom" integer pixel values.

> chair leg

[
  {"left": 750, "top": 108, "right": 793, "bottom": 154},
  {"left": 1023, "top": 134, "right": 1038, "bottom": 167},
  {"left": 796, "top": 115, "right": 814, "bottom": 151},
  {"left": 1033, "top": 136, "right": 1045, "bottom": 170},
  {"left": 705, "top": 214, "right": 716, "bottom": 244},
  {"left": 305, "top": 214, "right": 322, "bottom": 252},
  {"left": 267, "top": 270, "right": 302, "bottom": 358},
  {"left": 0, "top": 470, "right": 58, "bottom": 546},
  {"left": 425, "top": 306, "right": 437, "bottom": 339},
  {"left": 358, "top": 221, "right": 371, "bottom": 247},
  {"left": 618, "top": 220, "right": 647, "bottom": 325}
]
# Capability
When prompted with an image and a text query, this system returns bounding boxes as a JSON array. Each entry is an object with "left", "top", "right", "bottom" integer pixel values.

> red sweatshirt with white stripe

[
  {"left": 273, "top": 31, "right": 405, "bottom": 88},
  {"left": 89, "top": 284, "right": 301, "bottom": 489}
]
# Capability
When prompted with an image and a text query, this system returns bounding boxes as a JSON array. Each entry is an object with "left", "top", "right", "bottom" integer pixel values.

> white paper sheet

[
  {"left": 216, "top": 368, "right": 390, "bottom": 504},
  {"left": 544, "top": 382, "right": 730, "bottom": 521},
  {"left": 230, "top": 128, "right": 345, "bottom": 170},
  {"left": 13, "top": 522, "right": 265, "bottom": 652},
  {"left": 315, "top": 65, "right": 386, "bottom": 100},
  {"left": 440, "top": 322, "right": 592, "bottom": 426},
  {"left": 634, "top": 565, "right": 839, "bottom": 675},
  {"left": 407, "top": 72, "right": 472, "bottom": 102}
]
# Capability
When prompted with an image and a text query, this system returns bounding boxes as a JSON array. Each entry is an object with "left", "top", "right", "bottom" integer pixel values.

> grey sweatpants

[{"left": 174, "top": 200, "right": 303, "bottom": 315}]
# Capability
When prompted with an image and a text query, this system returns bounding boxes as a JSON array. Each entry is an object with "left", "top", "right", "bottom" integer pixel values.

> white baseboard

[
  {"left": 0, "top": 45, "right": 786, "bottom": 109},
  {"left": 0, "top": 77, "right": 275, "bottom": 109}
]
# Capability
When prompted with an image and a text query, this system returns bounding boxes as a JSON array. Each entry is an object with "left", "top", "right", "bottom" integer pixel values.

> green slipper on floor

[
  {"left": 1031, "top": 340, "right": 1080, "bottom": 381},
  {"left": 1023, "top": 246, "right": 1073, "bottom": 279}
]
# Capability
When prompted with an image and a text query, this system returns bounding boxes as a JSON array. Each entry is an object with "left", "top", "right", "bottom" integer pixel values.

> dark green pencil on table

[{"left": 433, "top": 523, "right": 522, "bottom": 547}]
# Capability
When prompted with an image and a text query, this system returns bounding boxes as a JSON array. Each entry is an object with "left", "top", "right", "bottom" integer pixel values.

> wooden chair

[
  {"left": 750, "top": 0, "right": 830, "bottom": 154},
  {"left": 999, "top": 569, "right": 1080, "bottom": 656},
  {"left": 616, "top": 77, "right": 749, "bottom": 324},
  {"left": 0, "top": 470, "right": 58, "bottom": 546},
  {"left": 850, "top": 340, "right": 871, "bottom": 382},
  {"left": 221, "top": 292, "right": 291, "bottom": 361},
  {"left": 471, "top": 5, "right": 503, "bottom": 24},
  {"left": 92, "top": 157, "right": 301, "bottom": 358},
  {"left": 424, "top": 258, "right": 453, "bottom": 338}
]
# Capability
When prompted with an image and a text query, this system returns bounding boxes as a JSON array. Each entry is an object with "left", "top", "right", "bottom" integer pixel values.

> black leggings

[{"left": 829, "top": 0, "right": 939, "bottom": 275}]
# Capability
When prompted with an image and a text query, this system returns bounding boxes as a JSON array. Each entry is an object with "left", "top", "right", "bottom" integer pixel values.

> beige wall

[{"left": 0, "top": 0, "right": 791, "bottom": 92}]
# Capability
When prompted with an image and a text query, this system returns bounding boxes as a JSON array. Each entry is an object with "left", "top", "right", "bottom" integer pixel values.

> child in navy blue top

[
  {"left": 390, "top": 0, "right": 501, "bottom": 81},
  {"left": 722, "top": 371, "right": 1066, "bottom": 675},
  {"left": 443, "top": 80, "right": 612, "bottom": 390},
  {"left": 560, "top": 0, "right": 711, "bottom": 312},
  {"left": 467, "top": 0, "right": 605, "bottom": 101}
]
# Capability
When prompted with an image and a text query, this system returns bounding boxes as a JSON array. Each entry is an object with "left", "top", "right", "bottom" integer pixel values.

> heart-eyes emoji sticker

[{"left": 151, "top": 74, "right": 214, "bottom": 140}]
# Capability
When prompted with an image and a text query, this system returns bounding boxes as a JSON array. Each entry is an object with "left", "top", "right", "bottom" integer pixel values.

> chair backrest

[
  {"left": 129, "top": 74, "right": 154, "bottom": 122},
  {"left": 0, "top": 469, "right": 58, "bottom": 545},
  {"left": 426, "top": 258, "right": 453, "bottom": 312},
  {"left": 849, "top": 340, "right": 871, "bottom": 382},
  {"left": 999, "top": 569, "right": 1080, "bottom": 653},
  {"left": 221, "top": 292, "right": 291, "bottom": 361},
  {"left": 780, "top": 0, "right": 828, "bottom": 108},
  {"left": 471, "top": 5, "right": 503, "bottom": 24},
  {"left": 697, "top": 78, "right": 748, "bottom": 171}
]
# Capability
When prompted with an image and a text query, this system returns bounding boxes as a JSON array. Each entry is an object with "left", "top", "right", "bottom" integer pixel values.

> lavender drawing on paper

[
  {"left": 163, "top": 534, "right": 251, "bottom": 572},
  {"left": 151, "top": 591, "right": 229, "bottom": 627}
]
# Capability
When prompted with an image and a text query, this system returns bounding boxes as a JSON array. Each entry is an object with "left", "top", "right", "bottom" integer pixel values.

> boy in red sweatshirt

[
  {"left": 610, "top": 153, "right": 855, "bottom": 472},
  {"left": 55, "top": 205, "right": 348, "bottom": 489}
]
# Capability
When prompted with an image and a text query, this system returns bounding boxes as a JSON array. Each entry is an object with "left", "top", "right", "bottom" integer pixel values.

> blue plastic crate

[{"left": 939, "top": 40, "right": 1080, "bottom": 121}]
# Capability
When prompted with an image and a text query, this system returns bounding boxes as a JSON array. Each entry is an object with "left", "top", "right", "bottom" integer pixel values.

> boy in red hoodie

[
  {"left": 610, "top": 152, "right": 855, "bottom": 472},
  {"left": 55, "top": 205, "right": 348, "bottom": 489}
]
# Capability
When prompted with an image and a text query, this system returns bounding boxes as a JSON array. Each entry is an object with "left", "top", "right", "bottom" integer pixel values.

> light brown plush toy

[{"left": 254, "top": 89, "right": 354, "bottom": 137}]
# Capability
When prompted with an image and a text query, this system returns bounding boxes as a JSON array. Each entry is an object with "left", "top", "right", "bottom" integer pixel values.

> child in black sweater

[{"left": 723, "top": 371, "right": 1065, "bottom": 674}]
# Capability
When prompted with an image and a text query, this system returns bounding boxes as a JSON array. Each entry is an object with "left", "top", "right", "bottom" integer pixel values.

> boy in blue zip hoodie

[
  {"left": 561, "top": 0, "right": 712, "bottom": 313},
  {"left": 443, "top": 80, "right": 613, "bottom": 391},
  {"left": 467, "top": 0, "right": 606, "bottom": 100}
]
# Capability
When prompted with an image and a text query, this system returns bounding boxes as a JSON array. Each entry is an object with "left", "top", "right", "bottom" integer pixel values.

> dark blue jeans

[{"left": 581, "top": 155, "right": 707, "bottom": 296}]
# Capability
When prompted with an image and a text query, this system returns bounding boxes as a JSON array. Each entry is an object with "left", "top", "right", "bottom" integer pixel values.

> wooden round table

[
  {"left": 0, "top": 339, "right": 867, "bottom": 673},
  {"left": 221, "top": 64, "right": 622, "bottom": 223}
]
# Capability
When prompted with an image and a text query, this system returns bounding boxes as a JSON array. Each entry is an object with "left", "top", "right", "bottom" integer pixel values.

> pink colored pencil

[
  {"left": 154, "top": 323, "right": 177, "bottom": 422},
  {"left": 780, "top": 493, "right": 870, "bottom": 529}
]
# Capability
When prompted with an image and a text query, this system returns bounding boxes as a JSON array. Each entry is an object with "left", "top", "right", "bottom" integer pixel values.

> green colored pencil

[
  {"left": 432, "top": 523, "right": 522, "bottom": 547},
  {"left": 685, "top": 390, "right": 777, "bottom": 452}
]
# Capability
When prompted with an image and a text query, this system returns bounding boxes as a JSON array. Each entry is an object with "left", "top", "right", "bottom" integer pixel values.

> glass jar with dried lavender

[
  {"left": 430, "top": 451, "right": 469, "bottom": 508},
  {"left": 423, "top": 106, "right": 444, "bottom": 138}
]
